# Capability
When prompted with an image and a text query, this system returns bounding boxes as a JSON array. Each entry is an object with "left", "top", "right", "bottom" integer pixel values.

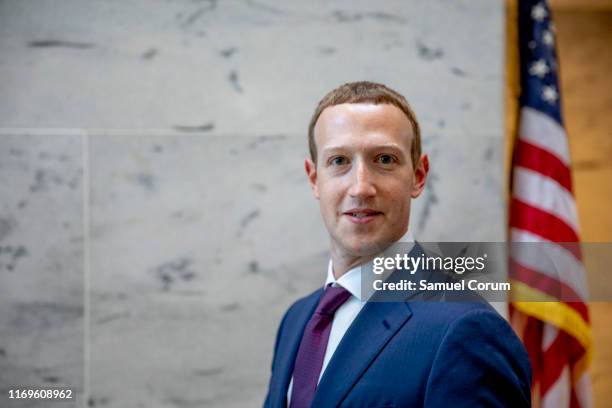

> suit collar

[{"left": 311, "top": 300, "right": 413, "bottom": 407}]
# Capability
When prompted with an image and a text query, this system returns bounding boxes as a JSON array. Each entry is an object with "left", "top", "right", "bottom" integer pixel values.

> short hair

[{"left": 308, "top": 81, "right": 421, "bottom": 167}]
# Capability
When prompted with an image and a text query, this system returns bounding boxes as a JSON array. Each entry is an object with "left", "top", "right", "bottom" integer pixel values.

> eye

[
  {"left": 329, "top": 156, "right": 349, "bottom": 166},
  {"left": 376, "top": 154, "right": 397, "bottom": 165}
]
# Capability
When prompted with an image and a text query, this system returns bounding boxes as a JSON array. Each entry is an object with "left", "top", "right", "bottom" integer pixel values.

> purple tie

[{"left": 290, "top": 286, "right": 352, "bottom": 408}]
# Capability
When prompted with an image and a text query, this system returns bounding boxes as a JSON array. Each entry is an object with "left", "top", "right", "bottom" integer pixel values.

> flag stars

[
  {"left": 531, "top": 3, "right": 548, "bottom": 22},
  {"left": 542, "top": 30, "right": 554, "bottom": 46},
  {"left": 529, "top": 59, "right": 550, "bottom": 78},
  {"left": 528, "top": 40, "right": 537, "bottom": 50},
  {"left": 542, "top": 85, "right": 558, "bottom": 104}
]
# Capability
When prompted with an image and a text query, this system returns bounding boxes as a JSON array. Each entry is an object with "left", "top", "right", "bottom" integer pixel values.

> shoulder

[
  {"left": 433, "top": 303, "right": 528, "bottom": 358},
  {"left": 420, "top": 303, "right": 532, "bottom": 406},
  {"left": 410, "top": 301, "right": 528, "bottom": 359},
  {"left": 407, "top": 299, "right": 497, "bottom": 330}
]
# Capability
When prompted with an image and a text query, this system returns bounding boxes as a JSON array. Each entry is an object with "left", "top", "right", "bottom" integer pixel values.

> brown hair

[{"left": 308, "top": 81, "right": 421, "bottom": 166}]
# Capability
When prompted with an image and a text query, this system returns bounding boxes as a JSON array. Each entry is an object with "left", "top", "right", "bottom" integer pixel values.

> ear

[
  {"left": 411, "top": 153, "right": 429, "bottom": 198},
  {"left": 304, "top": 158, "right": 320, "bottom": 199}
]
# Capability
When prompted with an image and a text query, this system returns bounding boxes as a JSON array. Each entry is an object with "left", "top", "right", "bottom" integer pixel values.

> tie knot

[{"left": 316, "top": 286, "right": 352, "bottom": 316}]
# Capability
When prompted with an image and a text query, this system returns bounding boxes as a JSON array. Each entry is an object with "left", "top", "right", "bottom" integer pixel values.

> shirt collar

[
  {"left": 325, "top": 261, "right": 363, "bottom": 300},
  {"left": 324, "top": 230, "right": 415, "bottom": 302}
]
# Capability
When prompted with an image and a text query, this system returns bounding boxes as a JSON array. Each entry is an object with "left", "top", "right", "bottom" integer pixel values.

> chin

[{"left": 342, "top": 237, "right": 389, "bottom": 257}]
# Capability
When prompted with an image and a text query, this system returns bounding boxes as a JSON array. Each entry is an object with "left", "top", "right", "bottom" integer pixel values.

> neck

[
  {"left": 330, "top": 246, "right": 378, "bottom": 280},
  {"left": 329, "top": 228, "right": 412, "bottom": 279}
]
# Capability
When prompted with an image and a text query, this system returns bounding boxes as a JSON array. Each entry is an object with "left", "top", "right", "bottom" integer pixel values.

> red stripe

[
  {"left": 570, "top": 388, "right": 580, "bottom": 408},
  {"left": 509, "top": 259, "right": 589, "bottom": 321},
  {"left": 569, "top": 346, "right": 589, "bottom": 408},
  {"left": 541, "top": 331, "right": 586, "bottom": 395},
  {"left": 513, "top": 139, "right": 573, "bottom": 192},
  {"left": 510, "top": 199, "right": 580, "bottom": 242},
  {"left": 557, "top": 242, "right": 583, "bottom": 263},
  {"left": 567, "top": 336, "right": 588, "bottom": 368},
  {"left": 540, "top": 333, "right": 570, "bottom": 394}
]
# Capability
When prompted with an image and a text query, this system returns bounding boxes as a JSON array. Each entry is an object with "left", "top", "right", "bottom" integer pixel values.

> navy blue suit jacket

[{"left": 264, "top": 260, "right": 531, "bottom": 407}]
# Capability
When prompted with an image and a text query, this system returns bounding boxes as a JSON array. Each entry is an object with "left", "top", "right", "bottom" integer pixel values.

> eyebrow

[{"left": 321, "top": 144, "right": 406, "bottom": 155}]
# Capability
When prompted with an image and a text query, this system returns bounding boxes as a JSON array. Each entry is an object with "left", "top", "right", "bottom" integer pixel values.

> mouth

[{"left": 343, "top": 208, "right": 383, "bottom": 224}]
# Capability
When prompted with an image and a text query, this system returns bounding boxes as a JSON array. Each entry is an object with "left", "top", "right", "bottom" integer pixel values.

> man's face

[{"left": 305, "top": 103, "right": 428, "bottom": 258}]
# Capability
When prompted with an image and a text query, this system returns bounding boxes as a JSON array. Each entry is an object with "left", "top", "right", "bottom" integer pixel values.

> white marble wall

[
  {"left": 0, "top": 1, "right": 505, "bottom": 407},
  {"left": 0, "top": 134, "right": 84, "bottom": 408}
]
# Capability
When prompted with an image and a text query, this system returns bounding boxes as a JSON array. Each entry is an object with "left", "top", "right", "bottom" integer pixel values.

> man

[{"left": 264, "top": 82, "right": 531, "bottom": 407}]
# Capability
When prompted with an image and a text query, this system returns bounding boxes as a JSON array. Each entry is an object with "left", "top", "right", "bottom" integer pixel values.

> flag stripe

[
  {"left": 572, "top": 356, "right": 590, "bottom": 386},
  {"left": 513, "top": 166, "right": 579, "bottom": 232},
  {"left": 570, "top": 389, "right": 580, "bottom": 408},
  {"left": 519, "top": 106, "right": 571, "bottom": 166},
  {"left": 542, "top": 324, "right": 559, "bottom": 351},
  {"left": 510, "top": 199, "right": 579, "bottom": 242},
  {"left": 541, "top": 332, "right": 584, "bottom": 394},
  {"left": 574, "top": 373, "right": 593, "bottom": 407},
  {"left": 513, "top": 140, "right": 573, "bottom": 192},
  {"left": 509, "top": 243, "right": 588, "bottom": 300},
  {"left": 509, "top": 260, "right": 589, "bottom": 319},
  {"left": 510, "top": 228, "right": 583, "bottom": 262},
  {"left": 541, "top": 361, "right": 570, "bottom": 406}
]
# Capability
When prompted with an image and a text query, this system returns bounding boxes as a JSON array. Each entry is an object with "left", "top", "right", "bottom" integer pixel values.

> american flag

[{"left": 509, "top": 0, "right": 592, "bottom": 407}]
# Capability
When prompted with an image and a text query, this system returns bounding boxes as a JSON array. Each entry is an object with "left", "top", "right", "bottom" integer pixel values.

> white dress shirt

[{"left": 286, "top": 232, "right": 415, "bottom": 404}]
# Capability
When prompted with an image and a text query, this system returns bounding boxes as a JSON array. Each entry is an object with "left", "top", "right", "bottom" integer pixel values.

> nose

[{"left": 348, "top": 160, "right": 376, "bottom": 199}]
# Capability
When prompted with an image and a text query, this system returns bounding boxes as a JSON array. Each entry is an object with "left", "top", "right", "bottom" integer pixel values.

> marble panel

[
  {"left": 0, "top": 0, "right": 503, "bottom": 138},
  {"left": 0, "top": 133, "right": 84, "bottom": 407},
  {"left": 88, "top": 133, "right": 327, "bottom": 407},
  {"left": 411, "top": 132, "right": 507, "bottom": 241}
]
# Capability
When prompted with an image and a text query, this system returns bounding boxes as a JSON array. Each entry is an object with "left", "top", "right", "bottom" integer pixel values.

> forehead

[{"left": 314, "top": 103, "right": 414, "bottom": 151}]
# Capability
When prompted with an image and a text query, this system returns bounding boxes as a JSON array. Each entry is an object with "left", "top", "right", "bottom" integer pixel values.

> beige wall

[{"left": 555, "top": 9, "right": 612, "bottom": 406}]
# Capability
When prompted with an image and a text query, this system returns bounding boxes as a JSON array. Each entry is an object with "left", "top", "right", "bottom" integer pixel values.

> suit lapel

[
  {"left": 270, "top": 289, "right": 323, "bottom": 408},
  {"left": 311, "top": 301, "right": 413, "bottom": 407}
]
